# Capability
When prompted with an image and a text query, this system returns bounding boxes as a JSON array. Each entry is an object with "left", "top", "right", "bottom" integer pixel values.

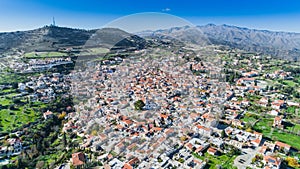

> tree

[
  {"left": 62, "top": 132, "right": 67, "bottom": 147},
  {"left": 286, "top": 157, "right": 300, "bottom": 168},
  {"left": 134, "top": 100, "right": 145, "bottom": 110},
  {"left": 58, "top": 111, "right": 66, "bottom": 120},
  {"left": 246, "top": 128, "right": 252, "bottom": 132},
  {"left": 220, "top": 130, "right": 226, "bottom": 138},
  {"left": 91, "top": 130, "right": 98, "bottom": 136},
  {"left": 13, "top": 98, "right": 22, "bottom": 104},
  {"left": 35, "top": 161, "right": 45, "bottom": 169},
  {"left": 9, "top": 104, "right": 17, "bottom": 110},
  {"left": 180, "top": 136, "right": 187, "bottom": 142}
]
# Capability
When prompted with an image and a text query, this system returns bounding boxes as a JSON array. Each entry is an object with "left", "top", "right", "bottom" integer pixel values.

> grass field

[
  {"left": 286, "top": 124, "right": 300, "bottom": 133},
  {"left": 282, "top": 80, "right": 297, "bottom": 87},
  {"left": 241, "top": 112, "right": 259, "bottom": 123},
  {"left": 76, "top": 47, "right": 109, "bottom": 56},
  {"left": 24, "top": 51, "right": 68, "bottom": 58},
  {"left": 0, "top": 96, "right": 46, "bottom": 132},
  {"left": 271, "top": 129, "right": 300, "bottom": 150},
  {"left": 0, "top": 73, "right": 28, "bottom": 84},
  {"left": 193, "top": 152, "right": 237, "bottom": 169},
  {"left": 253, "top": 118, "right": 300, "bottom": 150}
]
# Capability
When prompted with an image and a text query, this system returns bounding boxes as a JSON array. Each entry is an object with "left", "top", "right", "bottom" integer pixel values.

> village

[
  {"left": 0, "top": 45, "right": 299, "bottom": 169},
  {"left": 57, "top": 47, "right": 300, "bottom": 168}
]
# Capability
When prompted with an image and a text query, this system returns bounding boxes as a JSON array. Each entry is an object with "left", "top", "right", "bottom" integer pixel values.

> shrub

[{"left": 134, "top": 100, "right": 145, "bottom": 110}]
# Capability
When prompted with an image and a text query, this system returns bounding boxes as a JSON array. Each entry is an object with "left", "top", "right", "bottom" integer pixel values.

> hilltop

[{"left": 0, "top": 26, "right": 146, "bottom": 56}]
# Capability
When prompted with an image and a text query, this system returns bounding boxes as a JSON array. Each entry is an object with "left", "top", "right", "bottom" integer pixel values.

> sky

[{"left": 1, "top": 0, "right": 300, "bottom": 32}]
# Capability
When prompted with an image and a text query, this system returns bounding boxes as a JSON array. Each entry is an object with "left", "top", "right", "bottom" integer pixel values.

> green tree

[
  {"left": 134, "top": 100, "right": 145, "bottom": 110},
  {"left": 62, "top": 132, "right": 67, "bottom": 147}
]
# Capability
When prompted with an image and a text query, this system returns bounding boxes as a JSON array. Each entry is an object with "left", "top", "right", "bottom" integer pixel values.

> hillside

[
  {"left": 141, "top": 24, "right": 300, "bottom": 61},
  {"left": 0, "top": 26, "right": 146, "bottom": 56},
  {"left": 1, "top": 24, "right": 300, "bottom": 60}
]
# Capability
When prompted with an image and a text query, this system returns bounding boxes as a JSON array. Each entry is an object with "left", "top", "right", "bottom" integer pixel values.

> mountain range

[{"left": 1, "top": 24, "right": 300, "bottom": 61}]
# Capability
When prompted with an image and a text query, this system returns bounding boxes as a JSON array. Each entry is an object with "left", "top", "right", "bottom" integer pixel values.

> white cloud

[{"left": 162, "top": 8, "right": 171, "bottom": 12}]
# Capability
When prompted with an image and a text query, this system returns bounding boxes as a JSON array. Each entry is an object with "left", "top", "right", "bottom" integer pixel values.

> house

[
  {"left": 287, "top": 101, "right": 300, "bottom": 107},
  {"left": 242, "top": 71, "right": 258, "bottom": 77},
  {"left": 200, "top": 113, "right": 218, "bottom": 127},
  {"left": 7, "top": 138, "right": 22, "bottom": 154},
  {"left": 123, "top": 163, "right": 133, "bottom": 169},
  {"left": 268, "top": 110, "right": 279, "bottom": 116},
  {"left": 123, "top": 157, "right": 139, "bottom": 169},
  {"left": 196, "top": 125, "right": 212, "bottom": 136},
  {"left": 253, "top": 131, "right": 263, "bottom": 140},
  {"left": 115, "top": 140, "right": 126, "bottom": 154},
  {"left": 251, "top": 138, "right": 261, "bottom": 147},
  {"left": 273, "top": 116, "right": 284, "bottom": 129},
  {"left": 258, "top": 97, "right": 269, "bottom": 107},
  {"left": 185, "top": 158, "right": 206, "bottom": 169},
  {"left": 207, "top": 147, "right": 218, "bottom": 156},
  {"left": 275, "top": 141, "right": 291, "bottom": 153},
  {"left": 228, "top": 140, "right": 243, "bottom": 149},
  {"left": 236, "top": 77, "right": 255, "bottom": 86},
  {"left": 43, "top": 110, "right": 54, "bottom": 120},
  {"left": 263, "top": 155, "right": 281, "bottom": 169},
  {"left": 185, "top": 143, "right": 194, "bottom": 152},
  {"left": 72, "top": 152, "right": 85, "bottom": 166},
  {"left": 271, "top": 100, "right": 285, "bottom": 110},
  {"left": 109, "top": 158, "right": 124, "bottom": 168},
  {"left": 195, "top": 145, "right": 208, "bottom": 155},
  {"left": 231, "top": 119, "right": 243, "bottom": 127}
]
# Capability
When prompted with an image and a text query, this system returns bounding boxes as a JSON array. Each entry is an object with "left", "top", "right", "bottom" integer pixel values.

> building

[
  {"left": 43, "top": 110, "right": 54, "bottom": 120},
  {"left": 72, "top": 152, "right": 85, "bottom": 166},
  {"left": 263, "top": 155, "right": 281, "bottom": 169},
  {"left": 273, "top": 116, "right": 284, "bottom": 129},
  {"left": 207, "top": 147, "right": 218, "bottom": 156},
  {"left": 275, "top": 141, "right": 291, "bottom": 153}
]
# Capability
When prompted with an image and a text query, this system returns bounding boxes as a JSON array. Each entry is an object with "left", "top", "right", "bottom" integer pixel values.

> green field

[
  {"left": 0, "top": 73, "right": 28, "bottom": 84},
  {"left": 0, "top": 96, "right": 46, "bottom": 132},
  {"left": 253, "top": 118, "right": 300, "bottom": 150},
  {"left": 24, "top": 51, "right": 68, "bottom": 58},
  {"left": 286, "top": 124, "right": 300, "bottom": 133},
  {"left": 282, "top": 80, "right": 298, "bottom": 87},
  {"left": 193, "top": 152, "right": 237, "bottom": 169},
  {"left": 76, "top": 47, "right": 109, "bottom": 56},
  {"left": 241, "top": 112, "right": 259, "bottom": 123},
  {"left": 271, "top": 129, "right": 300, "bottom": 150}
]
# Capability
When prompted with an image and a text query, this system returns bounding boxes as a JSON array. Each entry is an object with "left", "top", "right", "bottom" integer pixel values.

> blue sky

[{"left": 1, "top": 0, "right": 300, "bottom": 32}]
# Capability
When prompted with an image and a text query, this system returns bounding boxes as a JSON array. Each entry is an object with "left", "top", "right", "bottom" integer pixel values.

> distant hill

[
  {"left": 2, "top": 24, "right": 300, "bottom": 61},
  {"left": 0, "top": 26, "right": 146, "bottom": 55},
  {"left": 140, "top": 24, "right": 300, "bottom": 61}
]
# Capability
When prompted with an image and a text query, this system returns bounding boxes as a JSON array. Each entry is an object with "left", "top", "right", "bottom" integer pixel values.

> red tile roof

[
  {"left": 122, "top": 163, "right": 133, "bottom": 169},
  {"left": 275, "top": 141, "right": 291, "bottom": 149},
  {"left": 72, "top": 152, "right": 85, "bottom": 166}
]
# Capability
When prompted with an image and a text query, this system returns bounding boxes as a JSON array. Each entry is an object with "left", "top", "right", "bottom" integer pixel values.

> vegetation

[
  {"left": 24, "top": 51, "right": 68, "bottom": 58},
  {"left": 285, "top": 157, "right": 300, "bottom": 168},
  {"left": 253, "top": 118, "right": 300, "bottom": 150},
  {"left": 134, "top": 100, "right": 145, "bottom": 110}
]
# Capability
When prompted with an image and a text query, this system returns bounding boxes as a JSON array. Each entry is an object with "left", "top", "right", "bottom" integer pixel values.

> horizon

[
  {"left": 1, "top": 0, "right": 300, "bottom": 33},
  {"left": 2, "top": 23, "right": 300, "bottom": 34}
]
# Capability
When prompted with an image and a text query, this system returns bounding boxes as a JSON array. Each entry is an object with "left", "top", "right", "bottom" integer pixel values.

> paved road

[
  {"left": 55, "top": 163, "right": 70, "bottom": 169},
  {"left": 234, "top": 147, "right": 259, "bottom": 169}
]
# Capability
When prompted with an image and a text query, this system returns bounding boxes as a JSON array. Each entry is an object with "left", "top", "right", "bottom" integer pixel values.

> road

[
  {"left": 234, "top": 147, "right": 259, "bottom": 169},
  {"left": 55, "top": 163, "right": 70, "bottom": 169}
]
